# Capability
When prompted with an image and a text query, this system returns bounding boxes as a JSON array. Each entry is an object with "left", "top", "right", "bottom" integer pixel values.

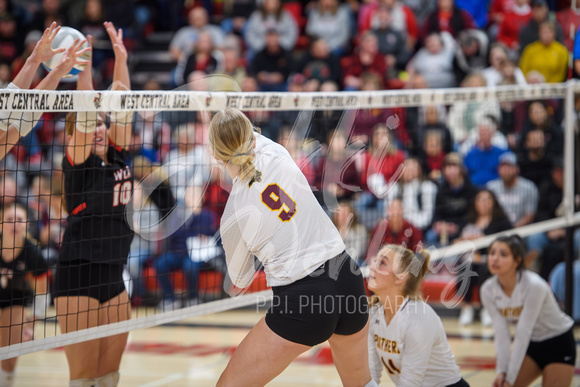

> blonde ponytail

[
  {"left": 209, "top": 108, "right": 259, "bottom": 182},
  {"left": 230, "top": 154, "right": 256, "bottom": 182}
]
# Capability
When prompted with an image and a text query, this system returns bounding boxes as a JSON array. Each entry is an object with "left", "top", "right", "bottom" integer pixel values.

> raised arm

[
  {"left": 105, "top": 21, "right": 132, "bottom": 150},
  {"left": 12, "top": 22, "right": 66, "bottom": 89},
  {"left": 67, "top": 35, "right": 97, "bottom": 166},
  {"left": 0, "top": 24, "right": 89, "bottom": 161}
]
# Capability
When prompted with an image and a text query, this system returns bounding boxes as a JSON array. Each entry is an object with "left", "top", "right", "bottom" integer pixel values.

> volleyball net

[{"left": 0, "top": 81, "right": 578, "bottom": 360}]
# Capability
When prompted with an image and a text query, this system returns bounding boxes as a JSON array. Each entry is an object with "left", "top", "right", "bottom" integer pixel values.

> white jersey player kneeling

[
  {"left": 367, "top": 244, "right": 469, "bottom": 387},
  {"left": 481, "top": 235, "right": 576, "bottom": 387}
]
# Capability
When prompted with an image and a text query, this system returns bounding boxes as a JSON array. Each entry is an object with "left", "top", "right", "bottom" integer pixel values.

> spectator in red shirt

[
  {"left": 365, "top": 123, "right": 406, "bottom": 191},
  {"left": 496, "top": 0, "right": 532, "bottom": 50},
  {"left": 489, "top": 0, "right": 515, "bottom": 28},
  {"left": 277, "top": 127, "right": 316, "bottom": 186},
  {"left": 202, "top": 163, "right": 231, "bottom": 224},
  {"left": 180, "top": 31, "right": 221, "bottom": 85},
  {"left": 422, "top": 0, "right": 476, "bottom": 39},
  {"left": 359, "top": 0, "right": 419, "bottom": 51},
  {"left": 315, "top": 129, "right": 361, "bottom": 212},
  {"left": 354, "top": 123, "right": 405, "bottom": 229},
  {"left": 422, "top": 130, "right": 447, "bottom": 183},
  {"left": 367, "top": 198, "right": 424, "bottom": 259},
  {"left": 341, "top": 31, "right": 388, "bottom": 90}
]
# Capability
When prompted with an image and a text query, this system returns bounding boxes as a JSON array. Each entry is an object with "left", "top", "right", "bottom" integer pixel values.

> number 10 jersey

[{"left": 60, "top": 141, "right": 134, "bottom": 264}]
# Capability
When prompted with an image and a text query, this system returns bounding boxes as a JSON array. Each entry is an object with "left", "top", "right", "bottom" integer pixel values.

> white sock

[
  {"left": 364, "top": 380, "right": 379, "bottom": 387},
  {"left": 95, "top": 371, "right": 119, "bottom": 387},
  {"left": 0, "top": 369, "right": 14, "bottom": 387},
  {"left": 69, "top": 378, "right": 96, "bottom": 387}
]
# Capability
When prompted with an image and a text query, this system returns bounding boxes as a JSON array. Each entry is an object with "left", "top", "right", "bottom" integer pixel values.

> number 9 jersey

[
  {"left": 60, "top": 141, "right": 135, "bottom": 265},
  {"left": 220, "top": 133, "right": 345, "bottom": 289}
]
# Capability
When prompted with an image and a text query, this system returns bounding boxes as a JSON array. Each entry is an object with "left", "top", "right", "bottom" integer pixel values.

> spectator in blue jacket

[{"left": 464, "top": 120, "right": 507, "bottom": 187}]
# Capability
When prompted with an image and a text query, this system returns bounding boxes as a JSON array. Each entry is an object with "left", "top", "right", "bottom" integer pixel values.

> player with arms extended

[
  {"left": 0, "top": 22, "right": 90, "bottom": 160},
  {"left": 367, "top": 244, "right": 469, "bottom": 387},
  {"left": 209, "top": 108, "right": 376, "bottom": 387},
  {"left": 53, "top": 22, "right": 134, "bottom": 387}
]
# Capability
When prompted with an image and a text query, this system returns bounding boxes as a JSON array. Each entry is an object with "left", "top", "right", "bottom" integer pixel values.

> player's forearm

[
  {"left": 11, "top": 55, "right": 42, "bottom": 89},
  {"left": 112, "top": 60, "right": 130, "bottom": 91},
  {"left": 35, "top": 65, "right": 69, "bottom": 91},
  {"left": 0, "top": 127, "right": 22, "bottom": 160}
]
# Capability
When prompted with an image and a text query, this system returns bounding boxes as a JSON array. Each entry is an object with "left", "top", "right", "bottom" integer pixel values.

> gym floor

[{"left": 10, "top": 307, "right": 580, "bottom": 386}]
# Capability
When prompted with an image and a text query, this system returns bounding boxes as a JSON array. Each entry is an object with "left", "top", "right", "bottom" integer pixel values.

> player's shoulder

[
  {"left": 402, "top": 299, "right": 438, "bottom": 320},
  {"left": 255, "top": 133, "right": 290, "bottom": 158},
  {"left": 481, "top": 275, "right": 499, "bottom": 296},
  {"left": 521, "top": 270, "right": 550, "bottom": 292},
  {"left": 396, "top": 299, "right": 444, "bottom": 335}
]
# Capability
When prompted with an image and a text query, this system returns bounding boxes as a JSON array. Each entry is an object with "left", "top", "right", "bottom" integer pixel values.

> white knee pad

[
  {"left": 0, "top": 369, "right": 15, "bottom": 387},
  {"left": 95, "top": 371, "right": 119, "bottom": 387},
  {"left": 364, "top": 380, "right": 379, "bottom": 387},
  {"left": 69, "top": 378, "right": 96, "bottom": 387}
]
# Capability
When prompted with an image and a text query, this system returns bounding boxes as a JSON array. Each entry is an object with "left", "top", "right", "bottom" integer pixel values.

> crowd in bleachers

[
  {"left": 0, "top": 0, "right": 579, "bottom": 316},
  {"left": 1, "top": 0, "right": 578, "bottom": 92}
]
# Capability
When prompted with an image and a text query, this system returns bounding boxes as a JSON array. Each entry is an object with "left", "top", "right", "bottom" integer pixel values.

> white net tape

[
  {"left": 0, "top": 81, "right": 577, "bottom": 359},
  {"left": 1, "top": 83, "right": 570, "bottom": 112}
]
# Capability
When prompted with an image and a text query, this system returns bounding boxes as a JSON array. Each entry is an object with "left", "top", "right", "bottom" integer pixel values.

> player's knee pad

[
  {"left": 95, "top": 371, "right": 119, "bottom": 387},
  {"left": 69, "top": 378, "right": 96, "bottom": 387},
  {"left": 0, "top": 368, "right": 15, "bottom": 387},
  {"left": 364, "top": 380, "right": 379, "bottom": 387}
]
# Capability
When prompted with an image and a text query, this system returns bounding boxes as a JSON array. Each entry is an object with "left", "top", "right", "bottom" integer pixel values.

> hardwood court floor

[{"left": 11, "top": 308, "right": 580, "bottom": 386}]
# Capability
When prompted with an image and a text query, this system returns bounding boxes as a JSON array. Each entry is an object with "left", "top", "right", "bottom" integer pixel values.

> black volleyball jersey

[
  {"left": 60, "top": 140, "right": 134, "bottom": 264},
  {"left": 0, "top": 239, "right": 48, "bottom": 300}
]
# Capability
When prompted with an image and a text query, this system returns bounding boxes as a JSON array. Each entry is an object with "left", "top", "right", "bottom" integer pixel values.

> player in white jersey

[
  {"left": 367, "top": 244, "right": 469, "bottom": 387},
  {"left": 481, "top": 235, "right": 576, "bottom": 387},
  {"left": 209, "top": 108, "right": 376, "bottom": 387}
]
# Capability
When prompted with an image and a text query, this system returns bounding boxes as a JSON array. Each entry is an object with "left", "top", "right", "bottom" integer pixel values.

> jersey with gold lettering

[
  {"left": 368, "top": 298, "right": 462, "bottom": 386},
  {"left": 220, "top": 133, "right": 345, "bottom": 288},
  {"left": 480, "top": 270, "right": 574, "bottom": 385}
]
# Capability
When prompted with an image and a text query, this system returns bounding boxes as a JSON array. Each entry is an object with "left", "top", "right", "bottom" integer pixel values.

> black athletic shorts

[
  {"left": 447, "top": 378, "right": 470, "bottom": 387},
  {"left": 265, "top": 251, "right": 369, "bottom": 346},
  {"left": 0, "top": 291, "right": 32, "bottom": 310},
  {"left": 526, "top": 327, "right": 576, "bottom": 369},
  {"left": 54, "top": 259, "right": 126, "bottom": 304}
]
